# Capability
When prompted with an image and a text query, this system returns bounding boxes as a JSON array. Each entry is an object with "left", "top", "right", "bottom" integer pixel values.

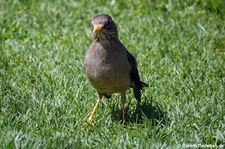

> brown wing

[{"left": 126, "top": 50, "right": 148, "bottom": 102}]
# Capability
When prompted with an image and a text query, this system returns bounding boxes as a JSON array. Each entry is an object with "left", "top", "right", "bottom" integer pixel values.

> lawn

[{"left": 0, "top": 0, "right": 225, "bottom": 148}]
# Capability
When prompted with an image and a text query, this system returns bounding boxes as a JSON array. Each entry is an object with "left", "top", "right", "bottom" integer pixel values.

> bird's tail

[
  {"left": 140, "top": 81, "right": 148, "bottom": 89},
  {"left": 133, "top": 81, "right": 148, "bottom": 102}
]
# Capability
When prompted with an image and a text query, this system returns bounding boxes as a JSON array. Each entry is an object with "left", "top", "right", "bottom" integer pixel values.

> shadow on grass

[{"left": 110, "top": 96, "right": 167, "bottom": 126}]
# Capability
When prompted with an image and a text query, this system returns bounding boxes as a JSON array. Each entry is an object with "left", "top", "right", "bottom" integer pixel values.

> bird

[{"left": 84, "top": 14, "right": 147, "bottom": 124}]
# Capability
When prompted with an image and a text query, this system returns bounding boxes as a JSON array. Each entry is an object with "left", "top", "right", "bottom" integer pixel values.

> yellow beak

[{"left": 93, "top": 24, "right": 102, "bottom": 33}]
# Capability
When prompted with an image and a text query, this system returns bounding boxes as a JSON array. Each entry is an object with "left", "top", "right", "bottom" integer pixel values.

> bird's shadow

[{"left": 110, "top": 96, "right": 167, "bottom": 126}]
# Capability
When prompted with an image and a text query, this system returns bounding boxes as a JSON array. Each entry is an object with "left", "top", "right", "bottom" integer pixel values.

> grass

[{"left": 1, "top": 0, "right": 225, "bottom": 148}]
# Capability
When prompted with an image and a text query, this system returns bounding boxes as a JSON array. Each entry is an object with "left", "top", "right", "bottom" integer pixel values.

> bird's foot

[
  {"left": 85, "top": 122, "right": 94, "bottom": 128},
  {"left": 85, "top": 117, "right": 95, "bottom": 128}
]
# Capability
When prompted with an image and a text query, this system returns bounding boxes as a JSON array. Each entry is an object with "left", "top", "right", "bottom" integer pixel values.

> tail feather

[
  {"left": 126, "top": 49, "right": 148, "bottom": 102},
  {"left": 140, "top": 81, "right": 148, "bottom": 89},
  {"left": 133, "top": 81, "right": 148, "bottom": 102}
]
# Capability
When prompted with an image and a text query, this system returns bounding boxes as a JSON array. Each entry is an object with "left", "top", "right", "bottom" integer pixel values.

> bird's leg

[
  {"left": 88, "top": 94, "right": 102, "bottom": 124},
  {"left": 121, "top": 92, "right": 126, "bottom": 124}
]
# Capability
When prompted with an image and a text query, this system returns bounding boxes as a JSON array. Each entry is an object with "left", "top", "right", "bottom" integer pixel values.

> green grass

[{"left": 1, "top": 0, "right": 225, "bottom": 148}]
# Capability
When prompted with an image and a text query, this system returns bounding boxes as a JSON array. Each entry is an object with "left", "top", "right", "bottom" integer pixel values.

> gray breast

[{"left": 84, "top": 41, "right": 131, "bottom": 94}]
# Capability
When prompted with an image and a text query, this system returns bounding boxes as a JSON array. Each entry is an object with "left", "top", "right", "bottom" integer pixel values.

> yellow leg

[
  {"left": 122, "top": 102, "right": 125, "bottom": 124},
  {"left": 121, "top": 93, "right": 126, "bottom": 124},
  {"left": 88, "top": 95, "right": 102, "bottom": 124}
]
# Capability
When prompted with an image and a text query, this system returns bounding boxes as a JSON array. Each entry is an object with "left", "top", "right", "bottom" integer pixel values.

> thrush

[{"left": 84, "top": 14, "right": 147, "bottom": 124}]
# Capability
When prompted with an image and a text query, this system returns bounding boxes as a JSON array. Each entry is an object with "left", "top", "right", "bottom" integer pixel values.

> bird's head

[{"left": 91, "top": 14, "right": 118, "bottom": 41}]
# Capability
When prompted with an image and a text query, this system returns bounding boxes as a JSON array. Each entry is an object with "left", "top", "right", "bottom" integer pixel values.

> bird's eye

[{"left": 105, "top": 21, "right": 112, "bottom": 28}]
